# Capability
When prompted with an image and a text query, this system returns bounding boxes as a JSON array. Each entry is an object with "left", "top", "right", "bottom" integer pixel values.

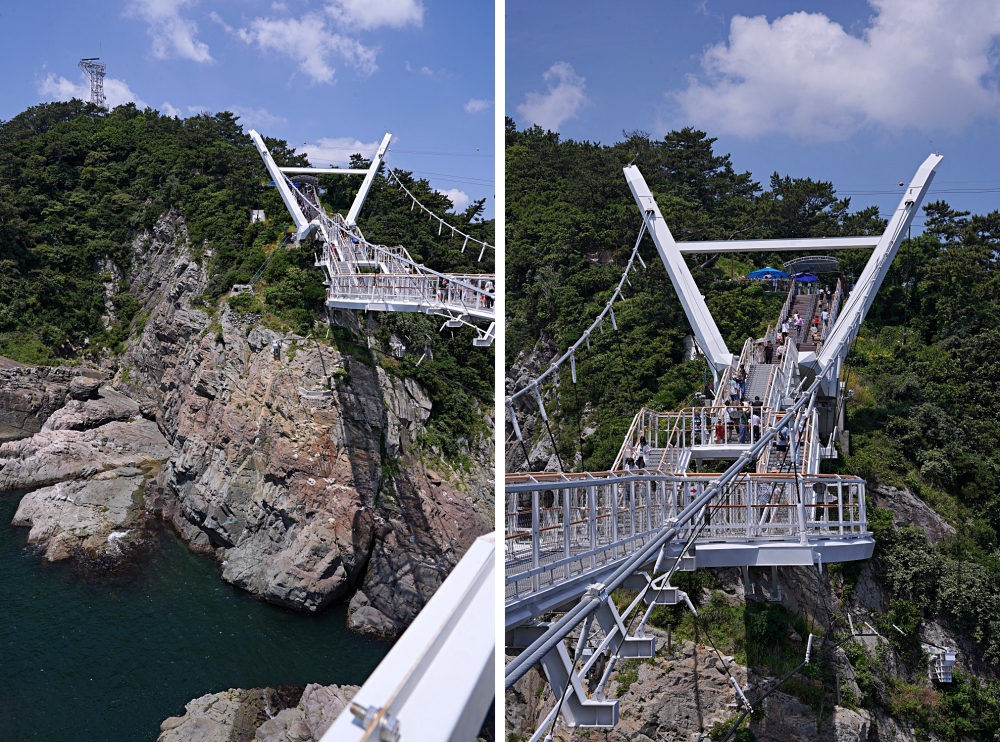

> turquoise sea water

[{"left": 0, "top": 491, "right": 391, "bottom": 741}]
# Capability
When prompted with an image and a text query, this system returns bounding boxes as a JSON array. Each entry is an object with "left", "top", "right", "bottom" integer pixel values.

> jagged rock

[
  {"left": 0, "top": 365, "right": 78, "bottom": 442},
  {"left": 41, "top": 387, "right": 140, "bottom": 431},
  {"left": 156, "top": 686, "right": 308, "bottom": 742},
  {"left": 68, "top": 375, "right": 102, "bottom": 400},
  {"left": 506, "top": 641, "right": 746, "bottom": 742},
  {"left": 871, "top": 484, "right": 955, "bottom": 545},
  {"left": 0, "top": 417, "right": 171, "bottom": 492},
  {"left": 254, "top": 683, "right": 358, "bottom": 742},
  {"left": 751, "top": 691, "right": 870, "bottom": 742},
  {"left": 113, "top": 211, "right": 491, "bottom": 631},
  {"left": 11, "top": 466, "right": 148, "bottom": 561}
]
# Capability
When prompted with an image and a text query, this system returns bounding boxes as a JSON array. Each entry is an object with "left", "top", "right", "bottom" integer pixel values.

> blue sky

[
  {"left": 506, "top": 0, "right": 1000, "bottom": 229},
  {"left": 0, "top": 0, "right": 495, "bottom": 218}
]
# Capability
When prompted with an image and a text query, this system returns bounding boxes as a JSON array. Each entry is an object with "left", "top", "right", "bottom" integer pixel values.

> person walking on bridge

[
  {"left": 764, "top": 341, "right": 774, "bottom": 364},
  {"left": 636, "top": 436, "right": 649, "bottom": 469}
]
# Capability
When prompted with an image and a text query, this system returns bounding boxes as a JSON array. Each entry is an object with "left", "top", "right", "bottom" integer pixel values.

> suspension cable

[{"left": 386, "top": 169, "right": 495, "bottom": 255}]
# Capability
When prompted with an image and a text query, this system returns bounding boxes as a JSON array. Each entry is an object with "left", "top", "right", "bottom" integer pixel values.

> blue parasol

[
  {"left": 746, "top": 267, "right": 789, "bottom": 279},
  {"left": 794, "top": 273, "right": 819, "bottom": 283}
]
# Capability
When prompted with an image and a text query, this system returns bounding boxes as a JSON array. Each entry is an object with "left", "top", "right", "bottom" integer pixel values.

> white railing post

[
  {"left": 589, "top": 486, "right": 597, "bottom": 569},
  {"left": 531, "top": 490, "right": 541, "bottom": 592}
]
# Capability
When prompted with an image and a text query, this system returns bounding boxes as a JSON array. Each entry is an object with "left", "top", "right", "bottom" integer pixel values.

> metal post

[
  {"left": 838, "top": 480, "right": 844, "bottom": 536},
  {"left": 589, "top": 486, "right": 597, "bottom": 569},
  {"left": 611, "top": 481, "right": 619, "bottom": 558},
  {"left": 531, "top": 490, "right": 541, "bottom": 592},
  {"left": 629, "top": 481, "right": 636, "bottom": 544},
  {"left": 563, "top": 489, "right": 571, "bottom": 564}
]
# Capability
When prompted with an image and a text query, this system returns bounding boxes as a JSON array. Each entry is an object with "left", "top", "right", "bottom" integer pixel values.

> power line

[{"left": 389, "top": 148, "right": 494, "bottom": 158}]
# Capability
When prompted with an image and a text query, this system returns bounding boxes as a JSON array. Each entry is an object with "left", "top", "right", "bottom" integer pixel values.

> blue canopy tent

[
  {"left": 746, "top": 267, "right": 789, "bottom": 279},
  {"left": 794, "top": 273, "right": 819, "bottom": 283}
]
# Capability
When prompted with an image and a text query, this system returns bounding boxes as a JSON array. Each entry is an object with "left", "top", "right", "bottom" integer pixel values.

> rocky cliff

[{"left": 1, "top": 211, "right": 492, "bottom": 639}]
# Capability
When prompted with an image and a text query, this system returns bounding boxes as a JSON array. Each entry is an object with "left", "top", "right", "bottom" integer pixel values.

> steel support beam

[
  {"left": 347, "top": 133, "right": 392, "bottom": 226},
  {"left": 248, "top": 129, "right": 313, "bottom": 240},
  {"left": 324, "top": 533, "right": 494, "bottom": 742},
  {"left": 806, "top": 153, "right": 943, "bottom": 394},
  {"left": 624, "top": 165, "right": 733, "bottom": 378},
  {"left": 676, "top": 236, "right": 880, "bottom": 253}
]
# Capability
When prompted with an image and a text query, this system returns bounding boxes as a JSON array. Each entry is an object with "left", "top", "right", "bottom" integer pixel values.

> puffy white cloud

[
  {"left": 232, "top": 11, "right": 378, "bottom": 84},
  {"left": 673, "top": 0, "right": 1000, "bottom": 141},
  {"left": 436, "top": 188, "right": 469, "bottom": 212},
  {"left": 326, "top": 0, "right": 424, "bottom": 31},
  {"left": 464, "top": 98, "right": 492, "bottom": 114},
  {"left": 300, "top": 137, "right": 382, "bottom": 166},
  {"left": 37, "top": 72, "right": 148, "bottom": 110},
  {"left": 125, "top": 0, "right": 212, "bottom": 63},
  {"left": 516, "top": 62, "right": 588, "bottom": 132},
  {"left": 161, "top": 101, "right": 183, "bottom": 117},
  {"left": 229, "top": 106, "right": 287, "bottom": 131}
]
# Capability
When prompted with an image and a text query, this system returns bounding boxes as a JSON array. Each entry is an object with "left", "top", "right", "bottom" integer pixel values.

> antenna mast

[{"left": 78, "top": 58, "right": 106, "bottom": 109}]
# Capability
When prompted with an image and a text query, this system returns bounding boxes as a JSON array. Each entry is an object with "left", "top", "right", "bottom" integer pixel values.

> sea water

[{"left": 0, "top": 491, "right": 391, "bottom": 740}]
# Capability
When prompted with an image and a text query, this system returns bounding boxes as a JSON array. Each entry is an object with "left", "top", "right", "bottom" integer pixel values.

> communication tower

[{"left": 78, "top": 58, "right": 106, "bottom": 109}]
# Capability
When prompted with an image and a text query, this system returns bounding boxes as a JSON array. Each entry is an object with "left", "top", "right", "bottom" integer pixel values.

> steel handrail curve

[{"left": 504, "top": 372, "right": 830, "bottom": 689}]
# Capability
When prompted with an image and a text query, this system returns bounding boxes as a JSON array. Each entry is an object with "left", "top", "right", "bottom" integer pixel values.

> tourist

[
  {"left": 764, "top": 341, "right": 774, "bottom": 364},
  {"left": 715, "top": 417, "right": 726, "bottom": 444},
  {"left": 751, "top": 410, "right": 762, "bottom": 442},
  {"left": 736, "top": 365, "right": 747, "bottom": 399},
  {"left": 738, "top": 407, "right": 748, "bottom": 443},
  {"left": 729, "top": 376, "right": 740, "bottom": 402},
  {"left": 636, "top": 435, "right": 649, "bottom": 469},
  {"left": 776, "top": 426, "right": 790, "bottom": 463},
  {"left": 821, "top": 308, "right": 829, "bottom": 327}
]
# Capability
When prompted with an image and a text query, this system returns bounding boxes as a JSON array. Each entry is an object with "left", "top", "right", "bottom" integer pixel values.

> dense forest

[
  {"left": 505, "top": 118, "right": 1000, "bottom": 739},
  {"left": 0, "top": 100, "right": 493, "bottom": 458}
]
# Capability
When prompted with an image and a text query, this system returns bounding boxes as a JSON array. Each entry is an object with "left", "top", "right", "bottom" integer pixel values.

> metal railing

[{"left": 504, "top": 470, "right": 868, "bottom": 603}]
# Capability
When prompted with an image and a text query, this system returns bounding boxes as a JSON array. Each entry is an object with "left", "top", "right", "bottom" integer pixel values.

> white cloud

[
  {"left": 516, "top": 62, "right": 588, "bottom": 132},
  {"left": 229, "top": 106, "right": 287, "bottom": 130},
  {"left": 406, "top": 61, "right": 434, "bottom": 76},
  {"left": 161, "top": 101, "right": 183, "bottom": 117},
  {"left": 300, "top": 137, "right": 382, "bottom": 166},
  {"left": 436, "top": 188, "right": 469, "bottom": 212},
  {"left": 326, "top": 0, "right": 424, "bottom": 31},
  {"left": 233, "top": 12, "right": 378, "bottom": 84},
  {"left": 220, "top": 0, "right": 423, "bottom": 86},
  {"left": 673, "top": 0, "right": 1000, "bottom": 141},
  {"left": 37, "top": 72, "right": 148, "bottom": 110},
  {"left": 125, "top": 0, "right": 213, "bottom": 63},
  {"left": 464, "top": 98, "right": 492, "bottom": 114}
]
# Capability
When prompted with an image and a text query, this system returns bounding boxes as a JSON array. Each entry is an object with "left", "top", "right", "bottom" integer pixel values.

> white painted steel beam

[
  {"left": 324, "top": 533, "right": 494, "bottom": 742},
  {"left": 624, "top": 165, "right": 733, "bottom": 378},
  {"left": 280, "top": 167, "right": 370, "bottom": 175},
  {"left": 808, "top": 153, "right": 943, "bottom": 392},
  {"left": 248, "top": 129, "right": 313, "bottom": 240},
  {"left": 347, "top": 133, "right": 392, "bottom": 226},
  {"left": 675, "top": 236, "right": 880, "bottom": 253}
]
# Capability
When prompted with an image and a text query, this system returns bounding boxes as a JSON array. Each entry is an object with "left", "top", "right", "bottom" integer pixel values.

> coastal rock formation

[
  {"left": 156, "top": 684, "right": 337, "bottom": 742},
  {"left": 506, "top": 638, "right": 747, "bottom": 742},
  {"left": 0, "top": 377, "right": 172, "bottom": 560},
  {"left": 112, "top": 212, "right": 491, "bottom": 632},
  {"left": 0, "top": 365, "right": 83, "bottom": 443},
  {"left": 12, "top": 466, "right": 151, "bottom": 561}
]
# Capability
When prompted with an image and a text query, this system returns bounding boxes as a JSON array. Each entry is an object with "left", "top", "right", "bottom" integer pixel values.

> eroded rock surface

[
  {"left": 507, "top": 639, "right": 747, "bottom": 742},
  {"left": 0, "top": 366, "right": 84, "bottom": 443},
  {"left": 112, "top": 211, "right": 491, "bottom": 631},
  {"left": 871, "top": 484, "right": 955, "bottom": 545},
  {"left": 12, "top": 466, "right": 149, "bottom": 561},
  {"left": 157, "top": 685, "right": 318, "bottom": 742}
]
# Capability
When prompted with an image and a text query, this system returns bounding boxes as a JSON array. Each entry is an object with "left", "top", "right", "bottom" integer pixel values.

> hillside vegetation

[
  {"left": 505, "top": 119, "right": 1000, "bottom": 739},
  {"left": 0, "top": 100, "right": 493, "bottom": 458}
]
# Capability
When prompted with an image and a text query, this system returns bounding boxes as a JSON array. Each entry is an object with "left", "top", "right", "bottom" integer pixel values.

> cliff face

[{"left": 2, "top": 210, "right": 491, "bottom": 639}]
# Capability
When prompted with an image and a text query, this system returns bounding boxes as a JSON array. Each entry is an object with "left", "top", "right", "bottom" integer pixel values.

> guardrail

[{"left": 504, "top": 470, "right": 868, "bottom": 604}]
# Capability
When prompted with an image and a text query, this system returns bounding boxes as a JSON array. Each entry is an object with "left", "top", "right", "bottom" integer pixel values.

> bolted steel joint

[{"left": 349, "top": 702, "right": 401, "bottom": 742}]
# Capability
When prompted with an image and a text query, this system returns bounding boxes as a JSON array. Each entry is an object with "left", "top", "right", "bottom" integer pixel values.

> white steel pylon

[{"left": 249, "top": 130, "right": 495, "bottom": 346}]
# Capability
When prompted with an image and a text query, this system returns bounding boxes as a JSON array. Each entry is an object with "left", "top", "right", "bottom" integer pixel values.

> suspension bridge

[
  {"left": 245, "top": 132, "right": 495, "bottom": 740},
  {"left": 249, "top": 130, "right": 495, "bottom": 346},
  {"left": 504, "top": 153, "right": 953, "bottom": 737}
]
